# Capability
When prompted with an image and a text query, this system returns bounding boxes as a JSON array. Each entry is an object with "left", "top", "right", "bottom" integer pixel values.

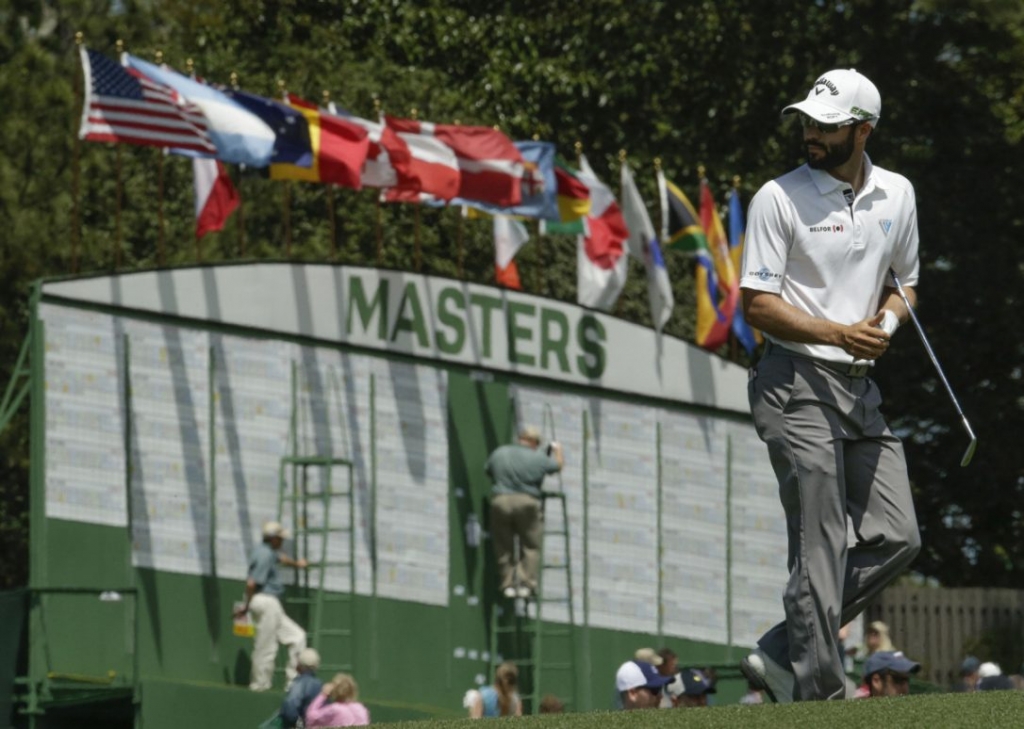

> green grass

[{"left": 383, "top": 691, "right": 1024, "bottom": 729}]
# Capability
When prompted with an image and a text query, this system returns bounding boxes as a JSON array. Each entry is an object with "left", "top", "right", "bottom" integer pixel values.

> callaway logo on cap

[{"left": 782, "top": 68, "right": 881, "bottom": 126}]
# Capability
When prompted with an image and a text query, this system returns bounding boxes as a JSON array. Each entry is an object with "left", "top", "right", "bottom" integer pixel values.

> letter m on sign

[{"left": 347, "top": 277, "right": 389, "bottom": 340}]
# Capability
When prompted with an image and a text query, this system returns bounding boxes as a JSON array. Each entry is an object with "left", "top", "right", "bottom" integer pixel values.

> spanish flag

[{"left": 555, "top": 158, "right": 591, "bottom": 223}]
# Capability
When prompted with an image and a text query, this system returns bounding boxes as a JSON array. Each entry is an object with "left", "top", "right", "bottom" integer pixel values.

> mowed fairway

[{"left": 385, "top": 691, "right": 1024, "bottom": 729}]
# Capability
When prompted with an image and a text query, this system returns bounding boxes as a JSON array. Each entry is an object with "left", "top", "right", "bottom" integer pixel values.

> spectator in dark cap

[
  {"left": 859, "top": 651, "right": 920, "bottom": 697},
  {"left": 615, "top": 660, "right": 673, "bottom": 710},
  {"left": 952, "top": 655, "right": 980, "bottom": 693},
  {"left": 666, "top": 668, "right": 717, "bottom": 708}
]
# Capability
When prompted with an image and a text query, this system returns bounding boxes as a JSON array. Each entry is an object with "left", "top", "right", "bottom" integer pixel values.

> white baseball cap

[
  {"left": 782, "top": 68, "right": 881, "bottom": 127},
  {"left": 614, "top": 660, "right": 673, "bottom": 693},
  {"left": 262, "top": 520, "right": 289, "bottom": 539}
]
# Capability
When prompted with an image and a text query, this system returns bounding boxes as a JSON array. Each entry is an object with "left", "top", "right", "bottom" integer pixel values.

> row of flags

[{"left": 77, "top": 45, "right": 758, "bottom": 354}]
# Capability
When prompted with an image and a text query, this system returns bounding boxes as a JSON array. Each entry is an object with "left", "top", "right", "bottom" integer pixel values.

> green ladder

[
  {"left": 489, "top": 405, "right": 577, "bottom": 714},
  {"left": 277, "top": 455, "right": 356, "bottom": 676}
]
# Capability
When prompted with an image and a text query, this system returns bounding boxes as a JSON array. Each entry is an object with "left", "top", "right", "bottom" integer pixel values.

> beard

[{"left": 806, "top": 128, "right": 857, "bottom": 169}]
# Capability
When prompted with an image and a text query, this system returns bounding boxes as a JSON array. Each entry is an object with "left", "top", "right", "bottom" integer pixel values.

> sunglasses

[{"left": 798, "top": 113, "right": 862, "bottom": 134}]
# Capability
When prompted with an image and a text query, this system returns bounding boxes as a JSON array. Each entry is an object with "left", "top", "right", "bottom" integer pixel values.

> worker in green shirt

[{"left": 485, "top": 426, "right": 563, "bottom": 599}]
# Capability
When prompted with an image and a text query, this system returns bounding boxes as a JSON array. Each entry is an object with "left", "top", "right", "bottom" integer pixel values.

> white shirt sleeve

[
  {"left": 740, "top": 182, "right": 791, "bottom": 294},
  {"left": 889, "top": 183, "right": 920, "bottom": 288}
]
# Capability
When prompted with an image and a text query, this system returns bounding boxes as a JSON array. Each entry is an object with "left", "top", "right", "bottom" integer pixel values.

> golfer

[{"left": 738, "top": 68, "right": 921, "bottom": 702}]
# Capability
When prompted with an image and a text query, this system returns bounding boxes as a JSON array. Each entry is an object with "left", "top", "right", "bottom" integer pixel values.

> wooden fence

[{"left": 865, "top": 586, "right": 1024, "bottom": 688}]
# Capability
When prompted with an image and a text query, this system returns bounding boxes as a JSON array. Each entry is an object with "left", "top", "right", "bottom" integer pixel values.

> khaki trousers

[{"left": 490, "top": 493, "right": 543, "bottom": 591}]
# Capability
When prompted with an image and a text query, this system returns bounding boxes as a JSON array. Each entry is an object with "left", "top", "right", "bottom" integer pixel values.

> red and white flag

[
  {"left": 193, "top": 158, "right": 239, "bottom": 239},
  {"left": 576, "top": 154, "right": 629, "bottom": 310},
  {"left": 345, "top": 113, "right": 398, "bottom": 188},
  {"left": 382, "top": 116, "right": 460, "bottom": 201},
  {"left": 384, "top": 118, "right": 523, "bottom": 206},
  {"left": 432, "top": 122, "right": 524, "bottom": 206}
]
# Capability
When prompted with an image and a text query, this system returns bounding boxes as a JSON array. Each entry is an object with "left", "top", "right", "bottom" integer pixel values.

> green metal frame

[
  {"left": 275, "top": 361, "right": 361, "bottom": 674},
  {"left": 0, "top": 331, "right": 32, "bottom": 435}
]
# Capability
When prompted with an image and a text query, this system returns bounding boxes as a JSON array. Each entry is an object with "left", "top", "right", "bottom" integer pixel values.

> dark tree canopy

[{"left": 0, "top": 0, "right": 1021, "bottom": 588}]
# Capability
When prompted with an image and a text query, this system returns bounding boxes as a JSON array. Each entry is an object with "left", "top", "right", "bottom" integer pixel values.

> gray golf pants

[{"left": 750, "top": 347, "right": 921, "bottom": 701}]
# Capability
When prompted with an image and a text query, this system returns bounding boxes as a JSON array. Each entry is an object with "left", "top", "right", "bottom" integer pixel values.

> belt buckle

[{"left": 848, "top": 363, "right": 870, "bottom": 377}]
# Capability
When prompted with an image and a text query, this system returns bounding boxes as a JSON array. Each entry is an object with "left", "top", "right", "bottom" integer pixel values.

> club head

[{"left": 960, "top": 437, "right": 978, "bottom": 468}]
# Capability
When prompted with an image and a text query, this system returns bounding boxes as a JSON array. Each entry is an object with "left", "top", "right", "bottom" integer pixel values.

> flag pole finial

[
  {"left": 230, "top": 71, "right": 239, "bottom": 89},
  {"left": 410, "top": 107, "right": 418, "bottom": 120},
  {"left": 532, "top": 132, "right": 540, "bottom": 141},
  {"left": 618, "top": 149, "right": 627, "bottom": 163},
  {"left": 322, "top": 89, "right": 331, "bottom": 104},
  {"left": 155, "top": 49, "right": 163, "bottom": 64},
  {"left": 115, "top": 38, "right": 123, "bottom": 53},
  {"left": 75, "top": 31, "right": 84, "bottom": 45},
  {"left": 698, "top": 164, "right": 706, "bottom": 180},
  {"left": 453, "top": 118, "right": 461, "bottom": 125},
  {"left": 186, "top": 58, "right": 194, "bottom": 75},
  {"left": 654, "top": 157, "right": 662, "bottom": 171},
  {"left": 373, "top": 96, "right": 381, "bottom": 113},
  {"left": 732, "top": 174, "right": 741, "bottom": 188}
]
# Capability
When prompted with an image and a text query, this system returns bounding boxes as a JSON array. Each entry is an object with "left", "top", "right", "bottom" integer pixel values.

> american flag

[{"left": 79, "top": 47, "right": 217, "bottom": 154}]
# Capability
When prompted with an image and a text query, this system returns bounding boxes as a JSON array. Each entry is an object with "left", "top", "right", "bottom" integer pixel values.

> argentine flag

[{"left": 123, "top": 54, "right": 276, "bottom": 167}]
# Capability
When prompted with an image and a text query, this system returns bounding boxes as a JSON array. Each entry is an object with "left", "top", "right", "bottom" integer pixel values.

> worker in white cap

[{"left": 234, "top": 520, "right": 309, "bottom": 691}]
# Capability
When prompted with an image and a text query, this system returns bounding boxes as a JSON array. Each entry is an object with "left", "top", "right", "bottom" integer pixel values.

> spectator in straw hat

[
  {"left": 864, "top": 620, "right": 895, "bottom": 655},
  {"left": 234, "top": 520, "right": 309, "bottom": 691},
  {"left": 486, "top": 425, "right": 563, "bottom": 599}
]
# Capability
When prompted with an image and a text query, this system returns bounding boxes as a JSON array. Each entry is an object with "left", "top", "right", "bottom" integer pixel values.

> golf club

[{"left": 889, "top": 269, "right": 977, "bottom": 467}]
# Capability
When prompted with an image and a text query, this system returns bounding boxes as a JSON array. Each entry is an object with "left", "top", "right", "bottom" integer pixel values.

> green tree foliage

[{"left": 0, "top": 0, "right": 1021, "bottom": 588}]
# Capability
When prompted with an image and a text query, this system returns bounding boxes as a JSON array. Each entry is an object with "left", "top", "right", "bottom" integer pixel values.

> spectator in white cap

[
  {"left": 279, "top": 647, "right": 323, "bottom": 727},
  {"left": 860, "top": 650, "right": 921, "bottom": 697},
  {"left": 486, "top": 426, "right": 563, "bottom": 599},
  {"left": 233, "top": 520, "right": 309, "bottom": 691},
  {"left": 615, "top": 660, "right": 673, "bottom": 710}
]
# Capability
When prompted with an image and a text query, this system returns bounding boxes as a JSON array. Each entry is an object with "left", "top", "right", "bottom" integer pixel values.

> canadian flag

[
  {"left": 345, "top": 113, "right": 398, "bottom": 188},
  {"left": 385, "top": 118, "right": 523, "bottom": 206},
  {"left": 576, "top": 154, "right": 629, "bottom": 310},
  {"left": 193, "top": 158, "right": 239, "bottom": 239}
]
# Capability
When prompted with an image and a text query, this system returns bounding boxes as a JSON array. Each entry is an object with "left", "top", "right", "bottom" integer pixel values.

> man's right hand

[{"left": 839, "top": 313, "right": 891, "bottom": 360}]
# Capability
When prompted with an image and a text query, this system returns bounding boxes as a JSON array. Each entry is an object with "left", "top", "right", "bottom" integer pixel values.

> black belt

[{"left": 764, "top": 341, "right": 872, "bottom": 377}]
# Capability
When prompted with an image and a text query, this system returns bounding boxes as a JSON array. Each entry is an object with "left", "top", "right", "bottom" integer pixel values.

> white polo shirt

[{"left": 740, "top": 155, "right": 919, "bottom": 362}]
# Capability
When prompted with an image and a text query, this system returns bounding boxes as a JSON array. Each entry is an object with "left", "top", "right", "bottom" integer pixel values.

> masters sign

[{"left": 39, "top": 263, "right": 748, "bottom": 413}]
